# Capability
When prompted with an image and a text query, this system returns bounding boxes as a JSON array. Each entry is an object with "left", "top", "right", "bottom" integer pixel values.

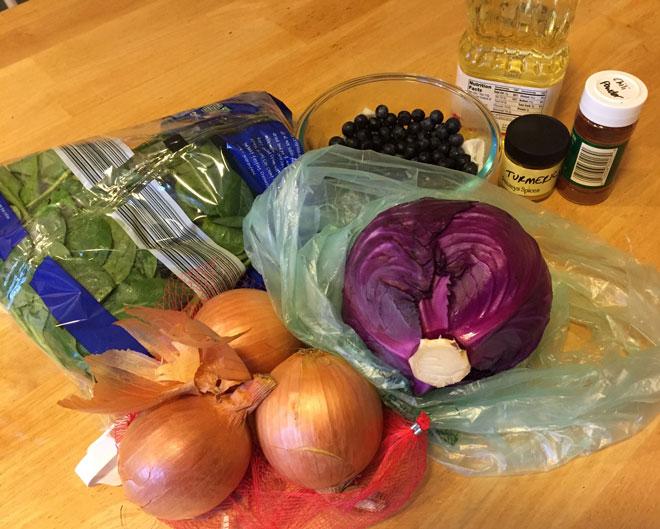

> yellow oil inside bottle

[
  {"left": 457, "top": 0, "right": 578, "bottom": 130},
  {"left": 459, "top": 0, "right": 577, "bottom": 87}
]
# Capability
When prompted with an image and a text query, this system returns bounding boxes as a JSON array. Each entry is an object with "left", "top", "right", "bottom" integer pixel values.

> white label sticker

[
  {"left": 112, "top": 181, "right": 245, "bottom": 299},
  {"left": 55, "top": 139, "right": 135, "bottom": 189},
  {"left": 569, "top": 142, "right": 618, "bottom": 187},
  {"left": 456, "top": 66, "right": 563, "bottom": 132},
  {"left": 56, "top": 139, "right": 245, "bottom": 300},
  {"left": 595, "top": 75, "right": 642, "bottom": 102}
]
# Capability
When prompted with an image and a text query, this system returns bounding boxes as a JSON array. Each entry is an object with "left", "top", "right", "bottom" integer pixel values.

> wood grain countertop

[{"left": 0, "top": 1, "right": 658, "bottom": 528}]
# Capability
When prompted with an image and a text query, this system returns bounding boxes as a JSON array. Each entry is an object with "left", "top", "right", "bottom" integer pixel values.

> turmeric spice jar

[
  {"left": 499, "top": 114, "right": 570, "bottom": 201},
  {"left": 558, "top": 70, "right": 648, "bottom": 205}
]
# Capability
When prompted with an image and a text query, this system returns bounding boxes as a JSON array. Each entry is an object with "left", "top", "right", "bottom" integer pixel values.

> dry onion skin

[
  {"left": 118, "top": 377, "right": 274, "bottom": 520},
  {"left": 58, "top": 308, "right": 252, "bottom": 416},
  {"left": 195, "top": 289, "right": 304, "bottom": 373},
  {"left": 58, "top": 308, "right": 268, "bottom": 520},
  {"left": 255, "top": 349, "right": 384, "bottom": 490}
]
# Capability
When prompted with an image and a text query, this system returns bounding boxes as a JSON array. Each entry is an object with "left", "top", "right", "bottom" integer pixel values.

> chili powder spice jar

[
  {"left": 499, "top": 114, "right": 570, "bottom": 201},
  {"left": 558, "top": 70, "right": 648, "bottom": 205}
]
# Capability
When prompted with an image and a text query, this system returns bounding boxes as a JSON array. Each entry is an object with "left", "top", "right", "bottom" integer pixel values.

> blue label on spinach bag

[
  {"left": 0, "top": 193, "right": 27, "bottom": 260},
  {"left": 221, "top": 102, "right": 260, "bottom": 115},
  {"left": 30, "top": 257, "right": 148, "bottom": 355},
  {"left": 161, "top": 92, "right": 301, "bottom": 195},
  {"left": 235, "top": 266, "right": 266, "bottom": 291},
  {"left": 221, "top": 121, "right": 303, "bottom": 194}
]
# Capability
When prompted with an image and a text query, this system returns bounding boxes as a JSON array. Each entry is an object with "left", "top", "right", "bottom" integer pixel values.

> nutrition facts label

[{"left": 456, "top": 67, "right": 562, "bottom": 132}]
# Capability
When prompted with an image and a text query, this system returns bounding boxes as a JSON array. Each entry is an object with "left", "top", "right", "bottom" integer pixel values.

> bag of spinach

[{"left": 0, "top": 92, "right": 301, "bottom": 382}]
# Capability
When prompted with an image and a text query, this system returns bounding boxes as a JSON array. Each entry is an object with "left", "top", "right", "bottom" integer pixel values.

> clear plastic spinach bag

[
  {"left": 0, "top": 92, "right": 301, "bottom": 383},
  {"left": 243, "top": 145, "right": 660, "bottom": 475}
]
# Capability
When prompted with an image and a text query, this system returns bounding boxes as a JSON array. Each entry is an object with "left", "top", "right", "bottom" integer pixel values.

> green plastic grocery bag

[{"left": 243, "top": 145, "right": 660, "bottom": 475}]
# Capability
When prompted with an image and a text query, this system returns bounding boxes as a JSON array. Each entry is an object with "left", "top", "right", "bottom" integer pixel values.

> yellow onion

[
  {"left": 118, "top": 377, "right": 274, "bottom": 520},
  {"left": 195, "top": 288, "right": 303, "bottom": 373},
  {"left": 255, "top": 349, "right": 383, "bottom": 490}
]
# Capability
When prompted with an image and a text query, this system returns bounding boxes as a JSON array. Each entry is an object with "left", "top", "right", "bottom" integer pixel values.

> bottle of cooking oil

[{"left": 457, "top": 0, "right": 578, "bottom": 132}]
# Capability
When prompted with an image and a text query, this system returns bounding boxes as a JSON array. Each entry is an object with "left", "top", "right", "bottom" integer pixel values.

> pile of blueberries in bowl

[{"left": 328, "top": 104, "right": 478, "bottom": 174}]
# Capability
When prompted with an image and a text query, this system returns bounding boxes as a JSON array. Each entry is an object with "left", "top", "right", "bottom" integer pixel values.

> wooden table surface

[{"left": 0, "top": 1, "right": 658, "bottom": 528}]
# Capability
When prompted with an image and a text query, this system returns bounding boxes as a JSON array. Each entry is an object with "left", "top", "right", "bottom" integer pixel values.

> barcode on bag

[
  {"left": 569, "top": 143, "right": 618, "bottom": 187},
  {"left": 113, "top": 182, "right": 245, "bottom": 299},
  {"left": 55, "top": 139, "right": 134, "bottom": 188},
  {"left": 56, "top": 138, "right": 245, "bottom": 300}
]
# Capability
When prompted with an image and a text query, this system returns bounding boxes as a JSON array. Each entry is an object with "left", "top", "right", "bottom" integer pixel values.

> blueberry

[
  {"left": 418, "top": 137, "right": 431, "bottom": 151},
  {"left": 449, "top": 133, "right": 464, "bottom": 147},
  {"left": 420, "top": 118, "right": 434, "bottom": 132},
  {"left": 430, "top": 136, "right": 442, "bottom": 149},
  {"left": 356, "top": 129, "right": 370, "bottom": 143},
  {"left": 396, "top": 141, "right": 406, "bottom": 153},
  {"left": 441, "top": 157, "right": 456, "bottom": 169},
  {"left": 429, "top": 109, "right": 444, "bottom": 124},
  {"left": 411, "top": 108, "right": 425, "bottom": 122},
  {"left": 431, "top": 150, "right": 444, "bottom": 163},
  {"left": 375, "top": 104, "right": 389, "bottom": 119},
  {"left": 449, "top": 146, "right": 464, "bottom": 158},
  {"left": 369, "top": 117, "right": 380, "bottom": 130},
  {"left": 455, "top": 153, "right": 471, "bottom": 166},
  {"left": 404, "top": 144, "right": 417, "bottom": 159},
  {"left": 345, "top": 137, "right": 358, "bottom": 148},
  {"left": 379, "top": 126, "right": 391, "bottom": 140},
  {"left": 382, "top": 143, "right": 396, "bottom": 155},
  {"left": 405, "top": 135, "right": 416, "bottom": 144},
  {"left": 434, "top": 124, "right": 449, "bottom": 140},
  {"left": 354, "top": 114, "right": 369, "bottom": 129},
  {"left": 439, "top": 143, "right": 450, "bottom": 155},
  {"left": 445, "top": 117, "right": 461, "bottom": 134},
  {"left": 392, "top": 125, "right": 406, "bottom": 140},
  {"left": 361, "top": 140, "right": 373, "bottom": 151},
  {"left": 418, "top": 151, "right": 431, "bottom": 164},
  {"left": 329, "top": 136, "right": 345, "bottom": 146},
  {"left": 341, "top": 121, "right": 356, "bottom": 137},
  {"left": 408, "top": 121, "right": 421, "bottom": 134},
  {"left": 464, "top": 161, "right": 479, "bottom": 175},
  {"left": 371, "top": 135, "right": 384, "bottom": 149},
  {"left": 386, "top": 112, "right": 398, "bottom": 126},
  {"left": 397, "top": 110, "right": 412, "bottom": 126}
]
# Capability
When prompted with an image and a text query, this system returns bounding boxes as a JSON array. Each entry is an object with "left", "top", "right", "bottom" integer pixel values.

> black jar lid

[{"left": 504, "top": 114, "right": 570, "bottom": 169}]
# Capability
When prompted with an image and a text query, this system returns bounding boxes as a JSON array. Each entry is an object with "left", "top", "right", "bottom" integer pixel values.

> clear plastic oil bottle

[{"left": 457, "top": 0, "right": 578, "bottom": 132}]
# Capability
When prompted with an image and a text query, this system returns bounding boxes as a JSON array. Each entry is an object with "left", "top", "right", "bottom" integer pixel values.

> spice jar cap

[
  {"left": 504, "top": 114, "right": 570, "bottom": 169},
  {"left": 579, "top": 70, "right": 648, "bottom": 128}
]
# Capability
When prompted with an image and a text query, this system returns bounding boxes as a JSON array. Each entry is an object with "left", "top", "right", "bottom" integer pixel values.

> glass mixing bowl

[{"left": 296, "top": 73, "right": 501, "bottom": 178}]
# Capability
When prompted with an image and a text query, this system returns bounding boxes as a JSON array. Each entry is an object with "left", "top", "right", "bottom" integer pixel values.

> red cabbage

[{"left": 342, "top": 197, "right": 552, "bottom": 394}]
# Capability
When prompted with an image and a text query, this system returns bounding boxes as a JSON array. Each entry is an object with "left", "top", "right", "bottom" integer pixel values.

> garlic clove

[{"left": 408, "top": 338, "right": 471, "bottom": 388}]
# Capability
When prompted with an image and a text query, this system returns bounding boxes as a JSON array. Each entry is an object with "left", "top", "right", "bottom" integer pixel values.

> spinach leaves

[
  {"left": 169, "top": 140, "right": 253, "bottom": 264},
  {"left": 0, "top": 137, "right": 254, "bottom": 377},
  {"left": 65, "top": 216, "right": 113, "bottom": 266},
  {"left": 103, "top": 219, "right": 137, "bottom": 284},
  {"left": 0, "top": 92, "right": 298, "bottom": 378}
]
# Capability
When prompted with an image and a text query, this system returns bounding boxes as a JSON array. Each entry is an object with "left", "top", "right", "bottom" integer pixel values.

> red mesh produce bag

[
  {"left": 116, "top": 409, "right": 429, "bottom": 529},
  {"left": 111, "top": 412, "right": 138, "bottom": 443}
]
